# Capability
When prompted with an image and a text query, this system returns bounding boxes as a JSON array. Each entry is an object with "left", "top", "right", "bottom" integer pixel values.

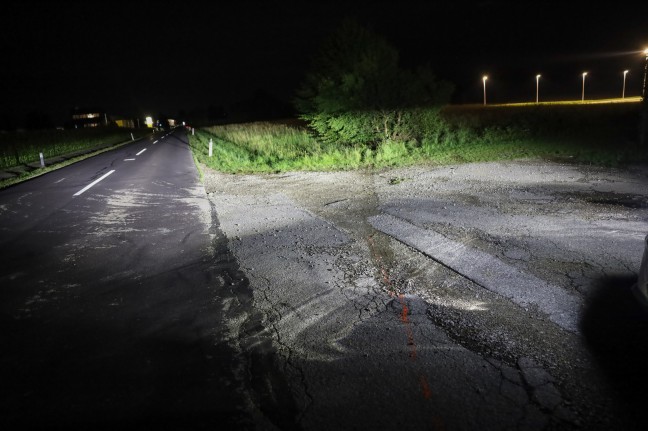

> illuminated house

[
  {"left": 70, "top": 107, "right": 107, "bottom": 128},
  {"left": 69, "top": 108, "right": 136, "bottom": 128}
]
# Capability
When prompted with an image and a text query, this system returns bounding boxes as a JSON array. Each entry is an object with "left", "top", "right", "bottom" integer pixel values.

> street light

[
  {"left": 536, "top": 74, "right": 541, "bottom": 103},
  {"left": 622, "top": 70, "right": 629, "bottom": 99},
  {"left": 581, "top": 72, "right": 588, "bottom": 102},
  {"left": 482, "top": 75, "right": 488, "bottom": 105}
]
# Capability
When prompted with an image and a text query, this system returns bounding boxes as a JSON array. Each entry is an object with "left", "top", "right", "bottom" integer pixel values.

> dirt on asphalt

[{"left": 202, "top": 159, "right": 648, "bottom": 430}]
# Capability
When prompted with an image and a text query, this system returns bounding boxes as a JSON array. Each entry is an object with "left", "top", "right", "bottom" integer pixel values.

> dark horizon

[{"left": 1, "top": 1, "right": 647, "bottom": 128}]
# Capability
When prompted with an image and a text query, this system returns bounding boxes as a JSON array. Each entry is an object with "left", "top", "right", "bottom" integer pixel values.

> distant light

[{"left": 145, "top": 116, "right": 153, "bottom": 128}]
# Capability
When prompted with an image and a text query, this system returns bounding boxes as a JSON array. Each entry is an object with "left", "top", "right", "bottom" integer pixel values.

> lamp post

[
  {"left": 622, "top": 70, "right": 629, "bottom": 99},
  {"left": 482, "top": 75, "right": 488, "bottom": 105},
  {"left": 581, "top": 72, "right": 588, "bottom": 102},
  {"left": 641, "top": 48, "right": 648, "bottom": 147},
  {"left": 536, "top": 74, "right": 541, "bottom": 103},
  {"left": 643, "top": 48, "right": 648, "bottom": 100}
]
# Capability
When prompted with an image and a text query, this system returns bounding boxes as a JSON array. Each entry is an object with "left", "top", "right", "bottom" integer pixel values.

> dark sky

[{"left": 1, "top": 1, "right": 647, "bottom": 127}]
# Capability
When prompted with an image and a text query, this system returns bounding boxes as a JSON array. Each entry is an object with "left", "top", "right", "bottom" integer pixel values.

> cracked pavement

[{"left": 203, "top": 160, "right": 648, "bottom": 430}]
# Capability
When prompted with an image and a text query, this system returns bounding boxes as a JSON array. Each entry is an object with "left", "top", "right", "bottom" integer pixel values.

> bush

[{"left": 295, "top": 19, "right": 453, "bottom": 148}]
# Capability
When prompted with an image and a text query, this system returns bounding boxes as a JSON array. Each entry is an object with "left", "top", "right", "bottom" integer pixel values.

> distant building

[
  {"left": 69, "top": 107, "right": 137, "bottom": 129},
  {"left": 113, "top": 117, "right": 135, "bottom": 128},
  {"left": 70, "top": 107, "right": 108, "bottom": 128}
]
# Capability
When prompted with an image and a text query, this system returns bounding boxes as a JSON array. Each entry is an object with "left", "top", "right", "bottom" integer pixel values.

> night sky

[{"left": 1, "top": 1, "right": 647, "bottom": 128}]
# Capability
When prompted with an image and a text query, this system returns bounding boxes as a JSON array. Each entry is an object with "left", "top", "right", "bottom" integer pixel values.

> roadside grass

[
  {"left": 189, "top": 121, "right": 367, "bottom": 173},
  {"left": 188, "top": 103, "right": 647, "bottom": 173},
  {"left": 0, "top": 128, "right": 150, "bottom": 169},
  {"left": 0, "top": 128, "right": 153, "bottom": 190}
]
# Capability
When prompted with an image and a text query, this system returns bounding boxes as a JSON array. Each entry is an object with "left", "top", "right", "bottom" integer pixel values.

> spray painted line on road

[
  {"left": 369, "top": 213, "right": 582, "bottom": 333},
  {"left": 73, "top": 170, "right": 115, "bottom": 196},
  {"left": 367, "top": 234, "right": 436, "bottom": 404},
  {"left": 136, "top": 148, "right": 147, "bottom": 156}
]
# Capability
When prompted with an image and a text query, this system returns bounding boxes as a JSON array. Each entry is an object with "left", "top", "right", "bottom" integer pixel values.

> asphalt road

[{"left": 0, "top": 130, "right": 289, "bottom": 429}]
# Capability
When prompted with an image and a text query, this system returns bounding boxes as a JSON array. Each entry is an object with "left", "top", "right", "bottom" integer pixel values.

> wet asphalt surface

[
  {"left": 0, "top": 130, "right": 285, "bottom": 429},
  {"left": 2, "top": 129, "right": 648, "bottom": 430}
]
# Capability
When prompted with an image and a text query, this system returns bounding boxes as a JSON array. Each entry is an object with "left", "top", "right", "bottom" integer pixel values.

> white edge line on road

[
  {"left": 136, "top": 148, "right": 147, "bottom": 156},
  {"left": 153, "top": 140, "right": 158, "bottom": 144},
  {"left": 53, "top": 177, "right": 66, "bottom": 184},
  {"left": 73, "top": 170, "right": 115, "bottom": 196},
  {"left": 124, "top": 158, "right": 136, "bottom": 161}
]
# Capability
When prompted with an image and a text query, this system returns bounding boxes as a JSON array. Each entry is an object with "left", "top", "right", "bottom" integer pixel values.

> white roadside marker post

[
  {"left": 209, "top": 138, "right": 213, "bottom": 157},
  {"left": 39, "top": 152, "right": 45, "bottom": 168},
  {"left": 131, "top": 133, "right": 134, "bottom": 141}
]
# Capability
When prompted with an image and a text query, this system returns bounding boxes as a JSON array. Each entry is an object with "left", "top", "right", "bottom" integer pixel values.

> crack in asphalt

[{"left": 251, "top": 271, "right": 315, "bottom": 424}]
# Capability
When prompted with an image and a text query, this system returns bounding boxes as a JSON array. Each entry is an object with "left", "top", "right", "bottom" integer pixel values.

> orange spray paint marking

[
  {"left": 420, "top": 375, "right": 432, "bottom": 399},
  {"left": 366, "top": 234, "right": 446, "bottom": 427},
  {"left": 398, "top": 293, "right": 417, "bottom": 360},
  {"left": 400, "top": 299, "right": 409, "bottom": 323},
  {"left": 367, "top": 234, "right": 436, "bottom": 405}
]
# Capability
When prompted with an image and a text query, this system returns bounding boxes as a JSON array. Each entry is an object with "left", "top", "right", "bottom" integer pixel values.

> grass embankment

[
  {"left": 189, "top": 103, "right": 647, "bottom": 173},
  {"left": 0, "top": 128, "right": 150, "bottom": 169}
]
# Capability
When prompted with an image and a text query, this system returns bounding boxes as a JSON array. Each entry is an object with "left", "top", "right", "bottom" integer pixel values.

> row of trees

[{"left": 294, "top": 19, "right": 454, "bottom": 148}]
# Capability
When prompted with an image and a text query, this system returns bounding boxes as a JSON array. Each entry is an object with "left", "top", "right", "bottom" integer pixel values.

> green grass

[
  {"left": 0, "top": 128, "right": 151, "bottom": 169},
  {"left": 188, "top": 103, "right": 648, "bottom": 174},
  {"left": 189, "top": 121, "right": 368, "bottom": 173}
]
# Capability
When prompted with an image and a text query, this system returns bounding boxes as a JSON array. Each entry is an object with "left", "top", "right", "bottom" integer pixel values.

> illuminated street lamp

[
  {"left": 622, "top": 70, "right": 629, "bottom": 99},
  {"left": 581, "top": 72, "right": 588, "bottom": 102},
  {"left": 482, "top": 75, "right": 488, "bottom": 105},
  {"left": 536, "top": 74, "right": 541, "bottom": 103}
]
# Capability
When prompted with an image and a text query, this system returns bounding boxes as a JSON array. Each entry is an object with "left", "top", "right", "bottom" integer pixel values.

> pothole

[{"left": 567, "top": 191, "right": 648, "bottom": 209}]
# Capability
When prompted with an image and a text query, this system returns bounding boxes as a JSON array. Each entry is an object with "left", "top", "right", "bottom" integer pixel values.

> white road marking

[
  {"left": 136, "top": 148, "right": 147, "bottom": 156},
  {"left": 73, "top": 170, "right": 115, "bottom": 196},
  {"left": 124, "top": 158, "right": 136, "bottom": 161},
  {"left": 53, "top": 177, "right": 66, "bottom": 184},
  {"left": 153, "top": 140, "right": 158, "bottom": 144}
]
